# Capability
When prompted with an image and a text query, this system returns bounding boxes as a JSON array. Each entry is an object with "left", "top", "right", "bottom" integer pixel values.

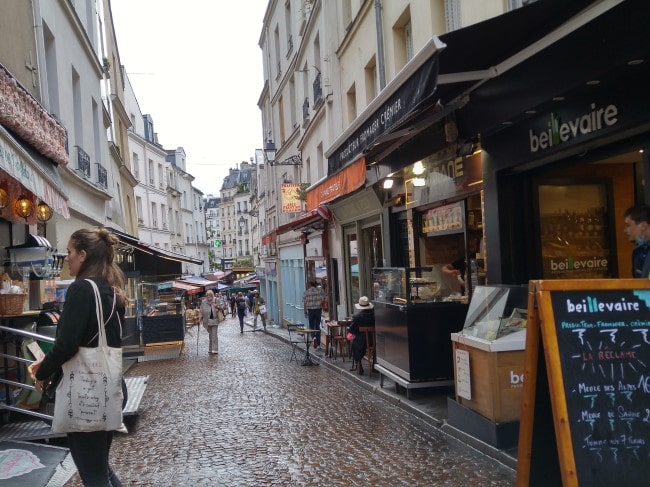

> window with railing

[
  {"left": 76, "top": 146, "right": 91, "bottom": 178},
  {"left": 96, "top": 162, "right": 107, "bottom": 188}
]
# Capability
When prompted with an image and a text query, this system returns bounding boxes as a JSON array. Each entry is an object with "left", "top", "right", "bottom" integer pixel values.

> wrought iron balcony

[
  {"left": 76, "top": 146, "right": 91, "bottom": 179},
  {"left": 96, "top": 162, "right": 107, "bottom": 189}
]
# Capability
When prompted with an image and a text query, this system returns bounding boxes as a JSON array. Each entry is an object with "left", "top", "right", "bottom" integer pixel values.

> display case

[
  {"left": 450, "top": 285, "right": 529, "bottom": 427},
  {"left": 372, "top": 267, "right": 461, "bottom": 305},
  {"left": 373, "top": 267, "right": 469, "bottom": 383},
  {"left": 139, "top": 281, "right": 185, "bottom": 345}
]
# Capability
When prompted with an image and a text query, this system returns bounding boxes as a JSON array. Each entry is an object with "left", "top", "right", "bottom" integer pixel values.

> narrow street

[{"left": 65, "top": 315, "right": 515, "bottom": 486}]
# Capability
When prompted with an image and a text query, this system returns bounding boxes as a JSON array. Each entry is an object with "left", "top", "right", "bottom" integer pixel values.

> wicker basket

[{"left": 0, "top": 293, "right": 27, "bottom": 315}]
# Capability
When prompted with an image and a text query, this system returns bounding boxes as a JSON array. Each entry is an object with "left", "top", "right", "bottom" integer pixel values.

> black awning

[
  {"left": 437, "top": 0, "right": 650, "bottom": 138},
  {"left": 327, "top": 38, "right": 443, "bottom": 174},
  {"left": 108, "top": 227, "right": 202, "bottom": 266}
]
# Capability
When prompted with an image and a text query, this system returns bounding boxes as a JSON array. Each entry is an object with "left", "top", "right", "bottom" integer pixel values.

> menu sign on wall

[{"left": 517, "top": 280, "right": 650, "bottom": 487}]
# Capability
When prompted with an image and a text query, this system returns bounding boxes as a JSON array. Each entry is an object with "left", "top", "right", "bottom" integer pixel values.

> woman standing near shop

[
  {"left": 200, "top": 290, "right": 221, "bottom": 354},
  {"left": 28, "top": 227, "right": 125, "bottom": 486},
  {"left": 252, "top": 290, "right": 267, "bottom": 332}
]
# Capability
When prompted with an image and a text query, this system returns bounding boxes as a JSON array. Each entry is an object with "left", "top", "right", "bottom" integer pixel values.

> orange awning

[{"left": 306, "top": 157, "right": 366, "bottom": 210}]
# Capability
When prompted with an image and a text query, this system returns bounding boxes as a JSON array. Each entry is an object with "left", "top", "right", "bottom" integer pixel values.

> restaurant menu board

[
  {"left": 552, "top": 290, "right": 650, "bottom": 485},
  {"left": 517, "top": 280, "right": 650, "bottom": 487}
]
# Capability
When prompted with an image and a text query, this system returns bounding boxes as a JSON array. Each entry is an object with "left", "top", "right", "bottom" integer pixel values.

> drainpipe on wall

[{"left": 375, "top": 0, "right": 386, "bottom": 90}]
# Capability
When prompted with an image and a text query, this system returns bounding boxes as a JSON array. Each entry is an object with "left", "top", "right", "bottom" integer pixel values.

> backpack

[{"left": 237, "top": 299, "right": 247, "bottom": 310}]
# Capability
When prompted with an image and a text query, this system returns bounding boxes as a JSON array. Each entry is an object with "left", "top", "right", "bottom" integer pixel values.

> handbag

[
  {"left": 346, "top": 332, "right": 355, "bottom": 342},
  {"left": 51, "top": 279, "right": 123, "bottom": 433},
  {"left": 258, "top": 304, "right": 267, "bottom": 314}
]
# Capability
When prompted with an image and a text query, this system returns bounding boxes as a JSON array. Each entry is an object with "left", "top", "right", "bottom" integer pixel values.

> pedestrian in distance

[
  {"left": 230, "top": 293, "right": 237, "bottom": 318},
  {"left": 348, "top": 296, "right": 375, "bottom": 375},
  {"left": 236, "top": 292, "right": 248, "bottom": 333},
  {"left": 623, "top": 205, "right": 650, "bottom": 278},
  {"left": 252, "top": 290, "right": 267, "bottom": 332},
  {"left": 28, "top": 227, "right": 126, "bottom": 486},
  {"left": 303, "top": 280, "right": 325, "bottom": 348},
  {"left": 200, "top": 290, "right": 221, "bottom": 354}
]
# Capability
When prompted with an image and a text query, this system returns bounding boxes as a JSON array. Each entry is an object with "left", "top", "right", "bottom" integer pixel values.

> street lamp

[{"left": 264, "top": 139, "right": 276, "bottom": 163}]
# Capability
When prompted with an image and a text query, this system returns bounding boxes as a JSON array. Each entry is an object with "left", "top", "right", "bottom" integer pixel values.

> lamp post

[{"left": 264, "top": 139, "right": 276, "bottom": 164}]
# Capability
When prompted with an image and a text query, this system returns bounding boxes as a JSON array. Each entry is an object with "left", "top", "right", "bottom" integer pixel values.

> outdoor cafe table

[{"left": 296, "top": 327, "right": 320, "bottom": 366}]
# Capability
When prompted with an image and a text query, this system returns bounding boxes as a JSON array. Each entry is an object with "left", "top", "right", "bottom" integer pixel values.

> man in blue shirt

[
  {"left": 624, "top": 205, "right": 650, "bottom": 278},
  {"left": 303, "top": 281, "right": 325, "bottom": 348}
]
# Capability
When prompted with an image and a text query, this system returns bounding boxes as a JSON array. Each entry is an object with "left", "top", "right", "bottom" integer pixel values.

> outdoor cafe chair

[{"left": 286, "top": 323, "right": 303, "bottom": 364}]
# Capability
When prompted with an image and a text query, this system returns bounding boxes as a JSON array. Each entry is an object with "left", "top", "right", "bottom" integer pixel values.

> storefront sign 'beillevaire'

[{"left": 281, "top": 184, "right": 301, "bottom": 213}]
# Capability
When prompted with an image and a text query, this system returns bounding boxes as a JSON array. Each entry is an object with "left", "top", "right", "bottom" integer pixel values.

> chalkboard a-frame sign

[{"left": 516, "top": 279, "right": 650, "bottom": 487}]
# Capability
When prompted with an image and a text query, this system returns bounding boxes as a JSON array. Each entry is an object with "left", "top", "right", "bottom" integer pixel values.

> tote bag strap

[{"left": 85, "top": 279, "right": 108, "bottom": 348}]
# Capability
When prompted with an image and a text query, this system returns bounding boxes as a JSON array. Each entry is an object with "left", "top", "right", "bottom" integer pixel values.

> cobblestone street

[{"left": 66, "top": 315, "right": 515, "bottom": 486}]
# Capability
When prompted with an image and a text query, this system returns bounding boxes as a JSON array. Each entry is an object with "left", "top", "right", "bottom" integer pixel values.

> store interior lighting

[
  {"left": 412, "top": 161, "right": 425, "bottom": 175},
  {"left": 413, "top": 177, "right": 426, "bottom": 187},
  {"left": 383, "top": 179, "right": 394, "bottom": 189}
]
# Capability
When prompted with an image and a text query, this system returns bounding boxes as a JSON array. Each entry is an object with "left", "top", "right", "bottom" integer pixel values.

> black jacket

[
  {"left": 36, "top": 278, "right": 124, "bottom": 380},
  {"left": 349, "top": 309, "right": 375, "bottom": 361}
]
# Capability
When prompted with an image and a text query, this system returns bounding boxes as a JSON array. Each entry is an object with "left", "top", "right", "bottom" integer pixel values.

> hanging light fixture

[
  {"left": 36, "top": 201, "right": 53, "bottom": 222},
  {"left": 14, "top": 194, "right": 34, "bottom": 219},
  {"left": 412, "top": 161, "right": 425, "bottom": 175},
  {"left": 0, "top": 188, "right": 8, "bottom": 209}
]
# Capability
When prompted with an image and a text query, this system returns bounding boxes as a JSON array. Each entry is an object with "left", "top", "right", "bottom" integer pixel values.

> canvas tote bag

[{"left": 51, "top": 279, "right": 123, "bottom": 433}]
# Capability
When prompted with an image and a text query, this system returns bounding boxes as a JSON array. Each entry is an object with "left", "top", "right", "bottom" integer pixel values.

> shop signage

[
  {"left": 0, "top": 128, "right": 70, "bottom": 219},
  {"left": 529, "top": 102, "right": 619, "bottom": 153},
  {"left": 519, "top": 280, "right": 650, "bottom": 486},
  {"left": 280, "top": 184, "right": 301, "bottom": 213},
  {"left": 328, "top": 54, "right": 439, "bottom": 173},
  {"left": 422, "top": 201, "right": 464, "bottom": 234},
  {"left": 306, "top": 157, "right": 366, "bottom": 210}
]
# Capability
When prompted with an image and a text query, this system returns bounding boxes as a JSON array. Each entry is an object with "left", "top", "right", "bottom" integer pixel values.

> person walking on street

[
  {"left": 28, "top": 227, "right": 126, "bottom": 486},
  {"left": 252, "top": 290, "right": 267, "bottom": 332},
  {"left": 348, "top": 296, "right": 375, "bottom": 375},
  {"left": 624, "top": 205, "right": 650, "bottom": 278},
  {"left": 200, "top": 290, "right": 221, "bottom": 354},
  {"left": 303, "top": 281, "right": 325, "bottom": 348},
  {"left": 236, "top": 292, "right": 248, "bottom": 333},
  {"left": 230, "top": 294, "right": 237, "bottom": 318}
]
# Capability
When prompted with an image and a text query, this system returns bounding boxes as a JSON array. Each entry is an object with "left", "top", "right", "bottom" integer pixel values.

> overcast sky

[{"left": 110, "top": 0, "right": 268, "bottom": 196}]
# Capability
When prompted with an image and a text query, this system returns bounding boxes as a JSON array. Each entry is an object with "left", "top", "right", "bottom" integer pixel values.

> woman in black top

[
  {"left": 29, "top": 227, "right": 126, "bottom": 486},
  {"left": 348, "top": 296, "right": 375, "bottom": 375}
]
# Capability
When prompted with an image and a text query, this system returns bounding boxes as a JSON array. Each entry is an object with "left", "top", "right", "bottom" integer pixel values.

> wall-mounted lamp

[
  {"left": 412, "top": 161, "right": 425, "bottom": 175},
  {"left": 14, "top": 194, "right": 34, "bottom": 219},
  {"left": 0, "top": 188, "right": 8, "bottom": 209},
  {"left": 383, "top": 179, "right": 394, "bottom": 189},
  {"left": 264, "top": 139, "right": 276, "bottom": 163},
  {"left": 413, "top": 177, "right": 426, "bottom": 187},
  {"left": 36, "top": 201, "right": 53, "bottom": 222}
]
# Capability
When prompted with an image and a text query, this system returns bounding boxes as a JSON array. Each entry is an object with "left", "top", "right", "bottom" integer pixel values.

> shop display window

[
  {"left": 537, "top": 180, "right": 615, "bottom": 279},
  {"left": 372, "top": 267, "right": 461, "bottom": 304},
  {"left": 460, "top": 285, "right": 528, "bottom": 341}
]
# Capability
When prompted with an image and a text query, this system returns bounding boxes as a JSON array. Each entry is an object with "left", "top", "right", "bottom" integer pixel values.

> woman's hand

[{"left": 28, "top": 358, "right": 43, "bottom": 391}]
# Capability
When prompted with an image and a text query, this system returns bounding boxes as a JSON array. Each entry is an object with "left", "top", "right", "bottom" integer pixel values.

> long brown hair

[{"left": 69, "top": 227, "right": 127, "bottom": 308}]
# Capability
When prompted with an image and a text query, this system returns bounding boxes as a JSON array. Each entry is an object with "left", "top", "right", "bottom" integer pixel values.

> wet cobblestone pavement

[{"left": 65, "top": 315, "right": 515, "bottom": 486}]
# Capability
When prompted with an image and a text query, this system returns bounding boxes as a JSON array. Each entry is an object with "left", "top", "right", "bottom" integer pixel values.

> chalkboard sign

[{"left": 517, "top": 279, "right": 650, "bottom": 487}]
